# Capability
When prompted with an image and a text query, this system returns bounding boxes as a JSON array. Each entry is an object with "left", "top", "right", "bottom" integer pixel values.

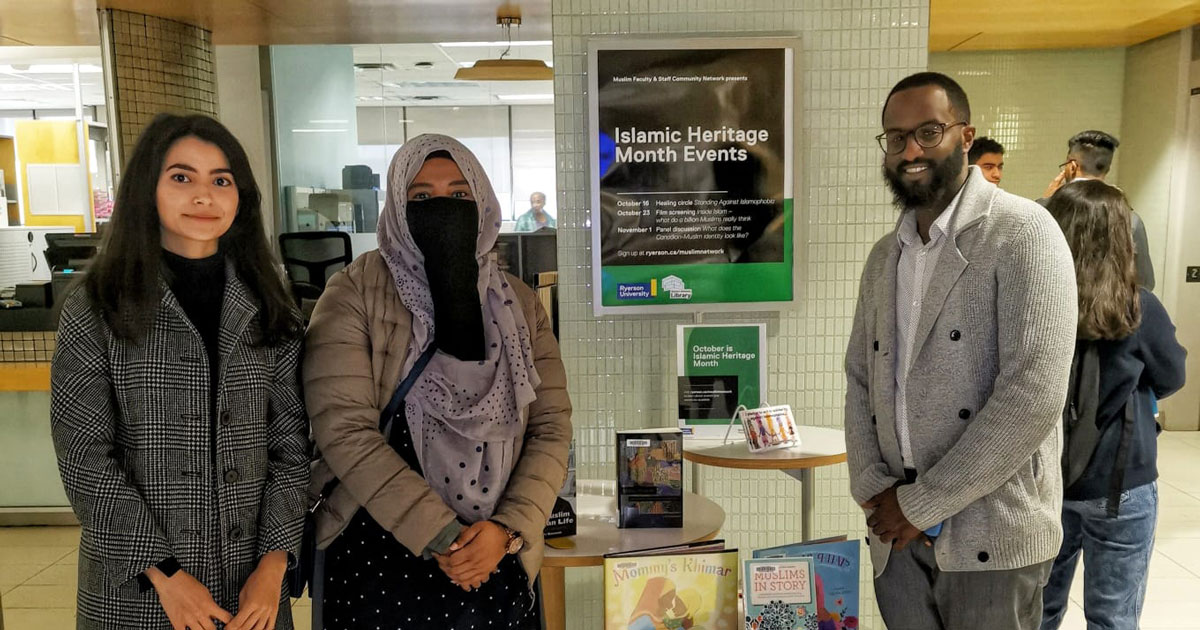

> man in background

[
  {"left": 969, "top": 136, "right": 1005, "bottom": 186},
  {"left": 515, "top": 191, "right": 556, "bottom": 232},
  {"left": 1040, "top": 130, "right": 1154, "bottom": 289}
]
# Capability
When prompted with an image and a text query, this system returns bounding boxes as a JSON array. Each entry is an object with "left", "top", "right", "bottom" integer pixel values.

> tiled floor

[
  {"left": 0, "top": 523, "right": 314, "bottom": 630},
  {"left": 4, "top": 433, "right": 1200, "bottom": 629}
]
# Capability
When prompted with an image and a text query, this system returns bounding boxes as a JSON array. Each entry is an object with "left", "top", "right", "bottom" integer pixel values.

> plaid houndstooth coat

[{"left": 50, "top": 268, "right": 309, "bottom": 629}]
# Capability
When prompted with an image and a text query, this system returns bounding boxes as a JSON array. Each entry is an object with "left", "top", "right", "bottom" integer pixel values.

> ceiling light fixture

[
  {"left": 454, "top": 10, "right": 553, "bottom": 82},
  {"left": 495, "top": 94, "right": 554, "bottom": 102},
  {"left": 0, "top": 64, "right": 102, "bottom": 74},
  {"left": 354, "top": 62, "right": 397, "bottom": 72},
  {"left": 438, "top": 40, "right": 552, "bottom": 48}
]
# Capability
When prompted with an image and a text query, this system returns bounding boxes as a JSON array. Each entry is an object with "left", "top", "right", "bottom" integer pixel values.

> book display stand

[
  {"left": 540, "top": 479, "right": 726, "bottom": 630},
  {"left": 683, "top": 426, "right": 847, "bottom": 541}
]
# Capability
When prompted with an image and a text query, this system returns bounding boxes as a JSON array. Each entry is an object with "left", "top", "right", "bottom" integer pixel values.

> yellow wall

[{"left": 14, "top": 121, "right": 94, "bottom": 233}]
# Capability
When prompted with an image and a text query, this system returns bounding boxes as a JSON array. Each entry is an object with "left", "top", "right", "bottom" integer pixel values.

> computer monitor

[{"left": 44, "top": 232, "right": 103, "bottom": 271}]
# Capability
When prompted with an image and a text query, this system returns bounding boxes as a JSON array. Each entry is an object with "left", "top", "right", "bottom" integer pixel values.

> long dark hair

[
  {"left": 1046, "top": 180, "right": 1141, "bottom": 340},
  {"left": 85, "top": 113, "right": 300, "bottom": 345}
]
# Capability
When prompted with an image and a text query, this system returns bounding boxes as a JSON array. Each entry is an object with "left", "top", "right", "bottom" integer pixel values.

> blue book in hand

[{"left": 925, "top": 522, "right": 942, "bottom": 537}]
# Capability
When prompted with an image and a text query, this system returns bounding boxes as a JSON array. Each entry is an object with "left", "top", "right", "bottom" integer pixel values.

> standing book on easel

[
  {"left": 616, "top": 429, "right": 684, "bottom": 528},
  {"left": 752, "top": 536, "right": 860, "bottom": 629},
  {"left": 604, "top": 541, "right": 738, "bottom": 630}
]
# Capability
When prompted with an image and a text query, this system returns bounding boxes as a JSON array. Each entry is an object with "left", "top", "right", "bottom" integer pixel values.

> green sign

[{"left": 677, "top": 324, "right": 767, "bottom": 436}]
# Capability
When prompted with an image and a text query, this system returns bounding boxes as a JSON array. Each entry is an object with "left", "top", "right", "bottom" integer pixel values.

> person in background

[
  {"left": 514, "top": 191, "right": 556, "bottom": 231},
  {"left": 303, "top": 134, "right": 572, "bottom": 630},
  {"left": 1039, "top": 130, "right": 1154, "bottom": 289},
  {"left": 51, "top": 113, "right": 309, "bottom": 630},
  {"left": 1040, "top": 180, "right": 1186, "bottom": 629},
  {"left": 968, "top": 136, "right": 1005, "bottom": 185},
  {"left": 846, "top": 71, "right": 1077, "bottom": 629}
]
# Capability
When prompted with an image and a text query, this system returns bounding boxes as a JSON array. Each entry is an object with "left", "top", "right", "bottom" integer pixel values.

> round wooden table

[
  {"left": 683, "top": 425, "right": 847, "bottom": 540},
  {"left": 540, "top": 479, "right": 726, "bottom": 630}
]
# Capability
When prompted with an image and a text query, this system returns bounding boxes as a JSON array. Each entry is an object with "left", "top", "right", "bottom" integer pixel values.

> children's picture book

[
  {"left": 544, "top": 439, "right": 577, "bottom": 538},
  {"left": 752, "top": 537, "right": 860, "bottom": 630},
  {"left": 739, "top": 405, "right": 800, "bottom": 453},
  {"left": 606, "top": 540, "right": 729, "bottom": 559},
  {"left": 617, "top": 429, "right": 684, "bottom": 528},
  {"left": 743, "top": 557, "right": 816, "bottom": 630},
  {"left": 604, "top": 545, "right": 739, "bottom": 630}
]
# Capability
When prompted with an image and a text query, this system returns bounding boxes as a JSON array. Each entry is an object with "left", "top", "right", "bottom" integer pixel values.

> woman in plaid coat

[{"left": 50, "top": 114, "right": 309, "bottom": 630}]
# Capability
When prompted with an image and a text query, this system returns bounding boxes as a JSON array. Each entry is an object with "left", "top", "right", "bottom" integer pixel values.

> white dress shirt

[{"left": 894, "top": 186, "right": 966, "bottom": 467}]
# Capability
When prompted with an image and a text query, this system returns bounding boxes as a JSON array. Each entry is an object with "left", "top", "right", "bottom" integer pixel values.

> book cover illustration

[
  {"left": 752, "top": 538, "right": 860, "bottom": 630},
  {"left": 739, "top": 405, "right": 799, "bottom": 453},
  {"left": 617, "top": 429, "right": 684, "bottom": 528},
  {"left": 604, "top": 549, "right": 740, "bottom": 630},
  {"left": 743, "top": 557, "right": 816, "bottom": 630}
]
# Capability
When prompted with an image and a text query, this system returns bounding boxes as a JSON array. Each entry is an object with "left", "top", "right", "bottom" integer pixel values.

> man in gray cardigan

[{"left": 846, "top": 72, "right": 1078, "bottom": 628}]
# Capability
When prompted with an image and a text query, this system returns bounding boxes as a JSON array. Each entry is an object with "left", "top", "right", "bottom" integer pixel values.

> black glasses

[{"left": 876, "top": 122, "right": 967, "bottom": 155}]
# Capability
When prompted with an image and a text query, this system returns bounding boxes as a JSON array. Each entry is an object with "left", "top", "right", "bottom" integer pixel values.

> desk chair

[{"left": 278, "top": 232, "right": 353, "bottom": 320}]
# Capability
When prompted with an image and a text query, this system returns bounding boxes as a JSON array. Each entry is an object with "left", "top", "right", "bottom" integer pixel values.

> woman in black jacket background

[{"left": 1040, "top": 180, "right": 1186, "bottom": 630}]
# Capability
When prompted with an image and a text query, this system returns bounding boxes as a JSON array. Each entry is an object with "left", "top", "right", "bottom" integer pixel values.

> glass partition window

[
  {"left": 511, "top": 105, "right": 555, "bottom": 223},
  {"left": 406, "top": 106, "right": 512, "bottom": 217},
  {"left": 270, "top": 45, "right": 363, "bottom": 233},
  {"left": 270, "top": 43, "right": 555, "bottom": 234},
  {"left": 0, "top": 47, "right": 108, "bottom": 232}
]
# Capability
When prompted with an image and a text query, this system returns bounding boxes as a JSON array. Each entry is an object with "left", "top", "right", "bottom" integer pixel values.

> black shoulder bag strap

[
  {"left": 313, "top": 343, "right": 438, "bottom": 506},
  {"left": 1063, "top": 343, "right": 1102, "bottom": 490},
  {"left": 1107, "top": 390, "right": 1138, "bottom": 518},
  {"left": 381, "top": 343, "right": 438, "bottom": 429},
  {"left": 289, "top": 343, "right": 439, "bottom": 597}
]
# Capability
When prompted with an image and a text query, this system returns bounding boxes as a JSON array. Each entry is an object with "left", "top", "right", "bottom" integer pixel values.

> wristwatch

[{"left": 493, "top": 521, "right": 525, "bottom": 555}]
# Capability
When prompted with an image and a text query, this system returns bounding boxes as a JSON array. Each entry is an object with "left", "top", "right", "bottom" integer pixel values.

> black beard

[{"left": 882, "top": 142, "right": 965, "bottom": 210}]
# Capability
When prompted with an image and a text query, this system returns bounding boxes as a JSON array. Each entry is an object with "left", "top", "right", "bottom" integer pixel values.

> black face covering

[{"left": 406, "top": 197, "right": 486, "bottom": 361}]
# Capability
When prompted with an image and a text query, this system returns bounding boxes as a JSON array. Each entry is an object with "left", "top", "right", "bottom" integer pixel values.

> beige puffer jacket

[{"left": 303, "top": 250, "right": 572, "bottom": 585}]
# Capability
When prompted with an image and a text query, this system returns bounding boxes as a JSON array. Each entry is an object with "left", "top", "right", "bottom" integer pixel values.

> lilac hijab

[{"left": 376, "top": 134, "right": 540, "bottom": 522}]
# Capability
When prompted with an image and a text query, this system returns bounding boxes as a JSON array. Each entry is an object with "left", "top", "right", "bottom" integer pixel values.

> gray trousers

[{"left": 874, "top": 541, "right": 1053, "bottom": 630}]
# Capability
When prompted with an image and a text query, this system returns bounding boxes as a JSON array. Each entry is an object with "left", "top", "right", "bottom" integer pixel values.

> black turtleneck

[{"left": 162, "top": 249, "right": 226, "bottom": 391}]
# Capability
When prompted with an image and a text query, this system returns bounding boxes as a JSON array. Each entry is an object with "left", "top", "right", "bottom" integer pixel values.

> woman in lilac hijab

[{"left": 303, "top": 135, "right": 572, "bottom": 630}]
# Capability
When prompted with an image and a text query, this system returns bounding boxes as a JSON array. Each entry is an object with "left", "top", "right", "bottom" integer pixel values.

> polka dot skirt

[{"left": 322, "top": 410, "right": 538, "bottom": 630}]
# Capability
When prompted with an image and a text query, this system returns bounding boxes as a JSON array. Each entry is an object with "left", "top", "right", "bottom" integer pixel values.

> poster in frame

[{"left": 588, "top": 37, "right": 804, "bottom": 315}]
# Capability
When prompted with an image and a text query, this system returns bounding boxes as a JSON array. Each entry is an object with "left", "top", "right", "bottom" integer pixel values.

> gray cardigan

[{"left": 845, "top": 167, "right": 1078, "bottom": 576}]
